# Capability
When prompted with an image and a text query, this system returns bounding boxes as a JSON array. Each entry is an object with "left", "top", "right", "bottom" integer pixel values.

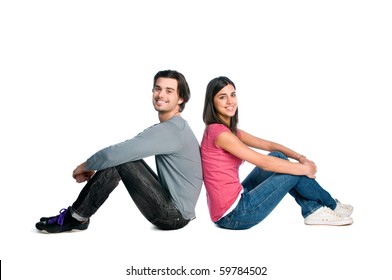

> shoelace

[
  {"left": 48, "top": 208, "right": 68, "bottom": 226},
  {"left": 323, "top": 207, "right": 343, "bottom": 217}
]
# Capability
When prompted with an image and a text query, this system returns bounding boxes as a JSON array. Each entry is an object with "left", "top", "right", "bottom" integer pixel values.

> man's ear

[{"left": 178, "top": 98, "right": 184, "bottom": 105}]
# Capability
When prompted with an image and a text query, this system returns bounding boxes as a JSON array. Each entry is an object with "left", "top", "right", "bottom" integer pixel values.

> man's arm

[{"left": 85, "top": 121, "right": 181, "bottom": 171}]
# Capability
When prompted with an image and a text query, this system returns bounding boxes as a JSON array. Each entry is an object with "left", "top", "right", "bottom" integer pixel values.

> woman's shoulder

[
  {"left": 203, "top": 124, "right": 232, "bottom": 144},
  {"left": 206, "top": 123, "right": 230, "bottom": 133}
]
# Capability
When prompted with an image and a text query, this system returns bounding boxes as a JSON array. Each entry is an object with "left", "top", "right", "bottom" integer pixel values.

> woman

[{"left": 201, "top": 76, "right": 353, "bottom": 229}]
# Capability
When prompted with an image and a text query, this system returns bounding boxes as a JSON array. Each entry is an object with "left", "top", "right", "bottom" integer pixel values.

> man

[{"left": 36, "top": 70, "right": 203, "bottom": 233}]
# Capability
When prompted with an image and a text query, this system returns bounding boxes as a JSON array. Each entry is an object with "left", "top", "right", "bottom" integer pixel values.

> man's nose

[{"left": 157, "top": 90, "right": 166, "bottom": 97}]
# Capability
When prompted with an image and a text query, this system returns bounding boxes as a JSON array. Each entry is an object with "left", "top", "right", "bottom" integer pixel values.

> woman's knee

[{"left": 268, "top": 151, "right": 288, "bottom": 160}]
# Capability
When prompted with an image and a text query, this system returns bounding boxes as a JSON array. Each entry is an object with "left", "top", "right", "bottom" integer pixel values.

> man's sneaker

[
  {"left": 39, "top": 214, "right": 60, "bottom": 222},
  {"left": 35, "top": 207, "right": 89, "bottom": 233},
  {"left": 304, "top": 206, "right": 353, "bottom": 226},
  {"left": 334, "top": 199, "right": 353, "bottom": 217}
]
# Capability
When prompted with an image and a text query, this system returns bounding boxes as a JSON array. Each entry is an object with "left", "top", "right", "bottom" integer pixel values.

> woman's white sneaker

[
  {"left": 304, "top": 206, "right": 353, "bottom": 226},
  {"left": 334, "top": 199, "right": 353, "bottom": 217}
]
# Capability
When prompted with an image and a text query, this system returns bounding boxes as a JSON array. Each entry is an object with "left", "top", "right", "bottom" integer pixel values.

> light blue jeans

[{"left": 215, "top": 151, "right": 337, "bottom": 230}]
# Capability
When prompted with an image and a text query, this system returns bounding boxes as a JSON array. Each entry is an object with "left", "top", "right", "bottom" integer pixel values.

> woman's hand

[
  {"left": 303, "top": 161, "right": 317, "bottom": 179},
  {"left": 298, "top": 155, "right": 314, "bottom": 165}
]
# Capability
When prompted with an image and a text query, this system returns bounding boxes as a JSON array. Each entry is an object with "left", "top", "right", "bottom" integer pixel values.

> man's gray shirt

[{"left": 85, "top": 116, "right": 203, "bottom": 220}]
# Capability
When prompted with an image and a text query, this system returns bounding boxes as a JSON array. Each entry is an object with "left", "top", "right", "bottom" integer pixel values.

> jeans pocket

[
  {"left": 150, "top": 206, "right": 189, "bottom": 230},
  {"left": 216, "top": 213, "right": 240, "bottom": 230},
  {"left": 151, "top": 217, "right": 189, "bottom": 230}
]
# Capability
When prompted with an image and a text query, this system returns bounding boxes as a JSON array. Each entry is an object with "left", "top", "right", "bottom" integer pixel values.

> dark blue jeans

[
  {"left": 215, "top": 151, "right": 337, "bottom": 230},
  {"left": 71, "top": 160, "right": 189, "bottom": 230}
]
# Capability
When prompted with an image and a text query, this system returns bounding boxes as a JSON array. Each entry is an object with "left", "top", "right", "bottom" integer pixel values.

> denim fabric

[
  {"left": 72, "top": 160, "right": 189, "bottom": 230},
  {"left": 215, "top": 151, "right": 336, "bottom": 230}
]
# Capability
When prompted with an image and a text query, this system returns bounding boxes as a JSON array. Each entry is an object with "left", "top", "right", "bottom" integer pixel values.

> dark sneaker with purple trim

[{"left": 35, "top": 207, "right": 89, "bottom": 233}]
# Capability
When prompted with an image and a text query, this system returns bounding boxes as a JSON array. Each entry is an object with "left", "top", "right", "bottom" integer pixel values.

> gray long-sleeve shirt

[{"left": 85, "top": 116, "right": 203, "bottom": 220}]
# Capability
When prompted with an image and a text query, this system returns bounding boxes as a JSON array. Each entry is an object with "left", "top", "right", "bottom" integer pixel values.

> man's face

[{"left": 152, "top": 77, "right": 183, "bottom": 114}]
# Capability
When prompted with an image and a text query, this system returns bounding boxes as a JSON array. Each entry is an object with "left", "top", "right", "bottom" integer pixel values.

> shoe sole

[
  {"left": 305, "top": 219, "right": 353, "bottom": 226},
  {"left": 37, "top": 228, "right": 88, "bottom": 234},
  {"left": 35, "top": 221, "right": 89, "bottom": 233}
]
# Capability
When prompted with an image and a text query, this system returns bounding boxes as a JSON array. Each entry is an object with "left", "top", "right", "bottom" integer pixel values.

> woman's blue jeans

[
  {"left": 215, "top": 151, "right": 337, "bottom": 230},
  {"left": 71, "top": 160, "right": 189, "bottom": 230}
]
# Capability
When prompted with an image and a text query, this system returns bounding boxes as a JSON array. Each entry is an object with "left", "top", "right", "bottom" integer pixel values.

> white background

[{"left": 1, "top": 0, "right": 391, "bottom": 279}]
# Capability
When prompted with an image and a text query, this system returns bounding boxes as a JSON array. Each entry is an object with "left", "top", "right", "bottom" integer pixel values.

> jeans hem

[{"left": 304, "top": 205, "right": 322, "bottom": 218}]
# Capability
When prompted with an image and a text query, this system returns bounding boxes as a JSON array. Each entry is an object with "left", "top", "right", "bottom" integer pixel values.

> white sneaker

[
  {"left": 304, "top": 206, "right": 353, "bottom": 226},
  {"left": 334, "top": 199, "right": 353, "bottom": 217}
]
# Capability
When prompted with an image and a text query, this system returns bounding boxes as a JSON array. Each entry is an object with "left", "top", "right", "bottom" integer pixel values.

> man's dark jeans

[{"left": 71, "top": 160, "right": 189, "bottom": 230}]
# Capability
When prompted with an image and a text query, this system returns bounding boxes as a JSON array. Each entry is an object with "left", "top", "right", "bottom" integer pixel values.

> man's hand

[{"left": 72, "top": 162, "right": 95, "bottom": 183}]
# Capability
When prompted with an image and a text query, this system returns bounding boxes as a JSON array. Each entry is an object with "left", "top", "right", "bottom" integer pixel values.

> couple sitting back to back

[{"left": 35, "top": 70, "right": 353, "bottom": 234}]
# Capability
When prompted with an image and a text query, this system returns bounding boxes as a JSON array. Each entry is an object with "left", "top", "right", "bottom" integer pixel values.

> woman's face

[{"left": 213, "top": 84, "right": 237, "bottom": 125}]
